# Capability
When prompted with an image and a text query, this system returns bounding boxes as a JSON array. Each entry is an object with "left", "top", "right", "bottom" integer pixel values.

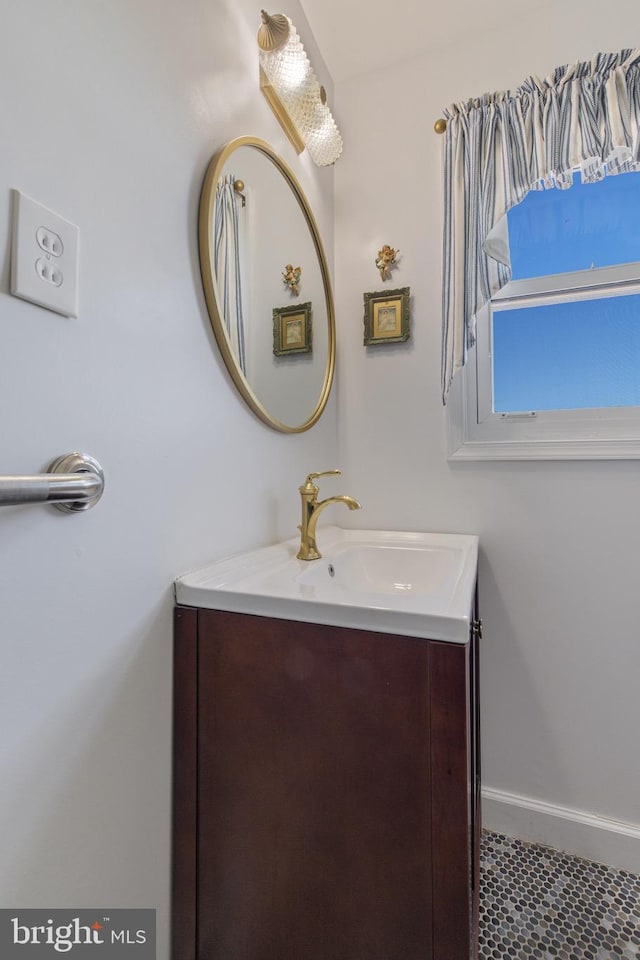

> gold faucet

[{"left": 297, "top": 470, "right": 361, "bottom": 560}]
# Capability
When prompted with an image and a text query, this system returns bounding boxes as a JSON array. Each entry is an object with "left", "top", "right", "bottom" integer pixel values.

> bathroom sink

[
  {"left": 175, "top": 526, "right": 478, "bottom": 643},
  {"left": 297, "top": 543, "right": 460, "bottom": 595}
]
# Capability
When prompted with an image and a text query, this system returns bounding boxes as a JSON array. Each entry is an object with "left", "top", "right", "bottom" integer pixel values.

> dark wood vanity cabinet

[{"left": 173, "top": 606, "right": 480, "bottom": 960}]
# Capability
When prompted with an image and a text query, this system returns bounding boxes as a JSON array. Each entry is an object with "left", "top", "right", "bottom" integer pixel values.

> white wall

[
  {"left": 334, "top": 1, "right": 640, "bottom": 866},
  {"left": 0, "top": 2, "right": 338, "bottom": 956}
]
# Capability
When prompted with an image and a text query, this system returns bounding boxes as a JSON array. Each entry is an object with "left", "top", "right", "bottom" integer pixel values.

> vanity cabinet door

[{"left": 173, "top": 607, "right": 478, "bottom": 960}]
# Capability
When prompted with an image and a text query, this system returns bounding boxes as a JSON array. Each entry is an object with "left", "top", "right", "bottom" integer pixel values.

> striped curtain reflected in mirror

[{"left": 214, "top": 175, "right": 247, "bottom": 374}]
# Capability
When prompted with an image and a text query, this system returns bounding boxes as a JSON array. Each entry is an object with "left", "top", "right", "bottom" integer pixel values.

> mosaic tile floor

[{"left": 479, "top": 832, "right": 640, "bottom": 960}]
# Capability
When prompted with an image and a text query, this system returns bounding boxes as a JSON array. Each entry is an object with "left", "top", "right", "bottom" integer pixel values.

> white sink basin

[
  {"left": 175, "top": 526, "right": 478, "bottom": 643},
  {"left": 297, "top": 543, "right": 459, "bottom": 595}
]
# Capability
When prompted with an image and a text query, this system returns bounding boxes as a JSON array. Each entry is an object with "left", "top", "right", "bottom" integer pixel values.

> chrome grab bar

[{"left": 0, "top": 452, "right": 105, "bottom": 513}]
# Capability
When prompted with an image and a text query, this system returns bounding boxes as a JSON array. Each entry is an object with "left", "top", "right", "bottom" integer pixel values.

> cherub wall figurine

[
  {"left": 282, "top": 264, "right": 302, "bottom": 296},
  {"left": 375, "top": 245, "right": 400, "bottom": 281}
]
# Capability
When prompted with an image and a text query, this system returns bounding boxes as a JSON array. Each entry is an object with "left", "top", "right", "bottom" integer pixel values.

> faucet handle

[{"left": 306, "top": 469, "right": 341, "bottom": 484}]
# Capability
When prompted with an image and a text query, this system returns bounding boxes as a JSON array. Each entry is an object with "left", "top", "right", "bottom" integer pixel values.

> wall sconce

[{"left": 257, "top": 10, "right": 343, "bottom": 167}]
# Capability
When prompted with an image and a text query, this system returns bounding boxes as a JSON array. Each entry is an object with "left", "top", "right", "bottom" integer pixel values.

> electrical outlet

[{"left": 10, "top": 190, "right": 79, "bottom": 317}]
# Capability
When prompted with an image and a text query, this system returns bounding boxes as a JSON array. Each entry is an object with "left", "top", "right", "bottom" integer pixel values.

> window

[{"left": 447, "top": 172, "right": 640, "bottom": 460}]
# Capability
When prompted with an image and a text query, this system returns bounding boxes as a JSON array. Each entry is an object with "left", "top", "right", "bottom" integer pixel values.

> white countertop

[{"left": 175, "top": 526, "right": 479, "bottom": 643}]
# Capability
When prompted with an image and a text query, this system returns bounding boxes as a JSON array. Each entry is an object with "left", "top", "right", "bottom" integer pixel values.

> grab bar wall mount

[{"left": 0, "top": 452, "right": 105, "bottom": 512}]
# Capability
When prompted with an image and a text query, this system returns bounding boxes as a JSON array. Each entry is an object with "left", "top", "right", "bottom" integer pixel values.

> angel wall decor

[
  {"left": 375, "top": 245, "right": 399, "bottom": 281},
  {"left": 282, "top": 263, "right": 302, "bottom": 296}
]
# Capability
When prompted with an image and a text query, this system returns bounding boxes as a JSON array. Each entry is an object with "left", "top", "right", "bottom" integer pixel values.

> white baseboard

[{"left": 482, "top": 787, "right": 640, "bottom": 874}]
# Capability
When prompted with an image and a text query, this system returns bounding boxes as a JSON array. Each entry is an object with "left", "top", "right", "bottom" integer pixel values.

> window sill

[
  {"left": 446, "top": 346, "right": 640, "bottom": 461},
  {"left": 448, "top": 437, "right": 640, "bottom": 461}
]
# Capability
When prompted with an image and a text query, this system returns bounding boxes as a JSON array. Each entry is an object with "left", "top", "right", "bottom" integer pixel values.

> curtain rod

[{"left": 434, "top": 119, "right": 447, "bottom": 134}]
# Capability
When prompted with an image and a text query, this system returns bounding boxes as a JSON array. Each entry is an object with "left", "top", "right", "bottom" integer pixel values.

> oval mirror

[{"left": 198, "top": 137, "right": 335, "bottom": 432}]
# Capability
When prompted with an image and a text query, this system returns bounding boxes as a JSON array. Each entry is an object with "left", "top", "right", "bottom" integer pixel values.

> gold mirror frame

[{"left": 198, "top": 136, "right": 336, "bottom": 433}]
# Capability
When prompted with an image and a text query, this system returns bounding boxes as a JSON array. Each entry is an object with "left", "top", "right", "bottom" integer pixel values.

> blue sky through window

[
  {"left": 493, "top": 172, "right": 640, "bottom": 412},
  {"left": 507, "top": 171, "right": 640, "bottom": 279},
  {"left": 493, "top": 294, "right": 640, "bottom": 412}
]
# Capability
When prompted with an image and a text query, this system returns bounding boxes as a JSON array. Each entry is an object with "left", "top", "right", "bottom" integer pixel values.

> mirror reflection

[{"left": 199, "top": 137, "right": 335, "bottom": 432}]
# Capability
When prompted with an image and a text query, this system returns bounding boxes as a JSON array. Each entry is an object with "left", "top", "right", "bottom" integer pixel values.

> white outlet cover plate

[{"left": 11, "top": 190, "right": 79, "bottom": 317}]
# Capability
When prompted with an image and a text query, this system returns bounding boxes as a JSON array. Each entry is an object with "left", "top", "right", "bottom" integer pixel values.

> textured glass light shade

[{"left": 258, "top": 13, "right": 343, "bottom": 167}]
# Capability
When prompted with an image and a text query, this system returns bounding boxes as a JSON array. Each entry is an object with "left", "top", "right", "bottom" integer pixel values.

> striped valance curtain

[
  {"left": 214, "top": 174, "right": 247, "bottom": 375},
  {"left": 441, "top": 48, "right": 640, "bottom": 404}
]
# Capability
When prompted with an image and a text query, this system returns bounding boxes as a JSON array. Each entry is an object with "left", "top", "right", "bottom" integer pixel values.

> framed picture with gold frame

[
  {"left": 273, "top": 302, "right": 312, "bottom": 356},
  {"left": 363, "top": 287, "right": 410, "bottom": 345}
]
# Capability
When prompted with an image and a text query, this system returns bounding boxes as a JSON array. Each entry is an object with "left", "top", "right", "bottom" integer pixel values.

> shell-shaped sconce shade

[{"left": 257, "top": 10, "right": 291, "bottom": 51}]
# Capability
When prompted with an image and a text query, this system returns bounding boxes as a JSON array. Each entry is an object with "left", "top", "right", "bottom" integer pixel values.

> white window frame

[{"left": 447, "top": 262, "right": 640, "bottom": 460}]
